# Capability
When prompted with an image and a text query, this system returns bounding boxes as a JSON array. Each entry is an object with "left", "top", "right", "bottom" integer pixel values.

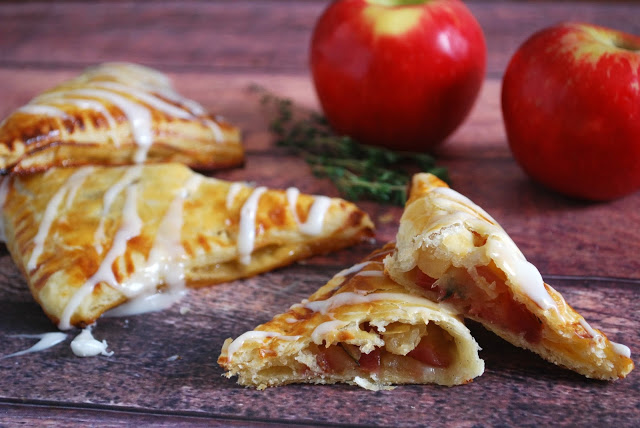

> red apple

[
  {"left": 502, "top": 22, "right": 640, "bottom": 201},
  {"left": 310, "top": 0, "right": 486, "bottom": 152}
]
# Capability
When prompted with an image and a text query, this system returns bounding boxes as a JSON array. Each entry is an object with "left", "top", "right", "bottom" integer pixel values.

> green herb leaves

[{"left": 261, "top": 90, "right": 448, "bottom": 206}]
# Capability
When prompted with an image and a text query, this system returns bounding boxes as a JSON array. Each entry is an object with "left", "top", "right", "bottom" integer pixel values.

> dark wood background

[{"left": 0, "top": 1, "right": 639, "bottom": 426}]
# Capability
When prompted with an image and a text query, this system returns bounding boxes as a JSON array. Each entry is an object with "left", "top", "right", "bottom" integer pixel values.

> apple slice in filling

[
  {"left": 310, "top": 322, "right": 456, "bottom": 382},
  {"left": 410, "top": 263, "right": 543, "bottom": 345},
  {"left": 384, "top": 172, "right": 634, "bottom": 380}
]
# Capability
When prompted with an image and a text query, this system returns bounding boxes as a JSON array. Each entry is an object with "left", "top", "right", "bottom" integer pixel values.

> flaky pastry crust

[
  {"left": 385, "top": 173, "right": 634, "bottom": 380},
  {"left": 219, "top": 244, "right": 484, "bottom": 390},
  {"left": 0, "top": 62, "right": 243, "bottom": 174},
  {"left": 1, "top": 163, "right": 373, "bottom": 329}
]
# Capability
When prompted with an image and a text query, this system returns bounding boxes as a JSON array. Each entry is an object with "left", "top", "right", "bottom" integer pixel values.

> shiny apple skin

[
  {"left": 310, "top": 0, "right": 486, "bottom": 152},
  {"left": 502, "top": 22, "right": 640, "bottom": 201}
]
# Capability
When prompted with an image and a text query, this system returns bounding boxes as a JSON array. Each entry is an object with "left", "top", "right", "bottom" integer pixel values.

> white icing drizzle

[
  {"left": 577, "top": 318, "right": 631, "bottom": 357},
  {"left": 101, "top": 65, "right": 221, "bottom": 141},
  {"left": 286, "top": 188, "right": 331, "bottom": 236},
  {"left": 119, "top": 175, "right": 201, "bottom": 296},
  {"left": 226, "top": 182, "right": 244, "bottom": 210},
  {"left": 299, "top": 196, "right": 331, "bottom": 235},
  {"left": 336, "top": 261, "right": 378, "bottom": 278},
  {"left": 237, "top": 186, "right": 267, "bottom": 265},
  {"left": 162, "top": 92, "right": 224, "bottom": 141},
  {"left": 28, "top": 167, "right": 93, "bottom": 272},
  {"left": 0, "top": 176, "right": 11, "bottom": 242},
  {"left": 486, "top": 238, "right": 556, "bottom": 311},
  {"left": 1, "top": 332, "right": 67, "bottom": 359},
  {"left": 70, "top": 325, "right": 113, "bottom": 357},
  {"left": 85, "top": 63, "right": 195, "bottom": 115},
  {"left": 42, "top": 88, "right": 153, "bottom": 163},
  {"left": 226, "top": 331, "right": 301, "bottom": 361},
  {"left": 92, "top": 81, "right": 193, "bottom": 119},
  {"left": 94, "top": 166, "right": 143, "bottom": 254},
  {"left": 17, "top": 64, "right": 223, "bottom": 169},
  {"left": 62, "top": 173, "right": 202, "bottom": 328},
  {"left": 151, "top": 86, "right": 207, "bottom": 115},
  {"left": 580, "top": 318, "right": 631, "bottom": 358},
  {"left": 104, "top": 288, "right": 188, "bottom": 318},
  {"left": 579, "top": 318, "right": 602, "bottom": 342},
  {"left": 107, "top": 175, "right": 201, "bottom": 316},
  {"left": 65, "top": 166, "right": 94, "bottom": 210},
  {"left": 84, "top": 63, "right": 173, "bottom": 88},
  {"left": 58, "top": 182, "right": 142, "bottom": 330},
  {"left": 353, "top": 376, "right": 393, "bottom": 391},
  {"left": 203, "top": 118, "right": 225, "bottom": 141},
  {"left": 46, "top": 97, "right": 120, "bottom": 146},
  {"left": 355, "top": 270, "right": 385, "bottom": 277},
  {"left": 16, "top": 104, "right": 69, "bottom": 118},
  {"left": 286, "top": 187, "right": 301, "bottom": 223},
  {"left": 303, "top": 292, "right": 437, "bottom": 316},
  {"left": 433, "top": 187, "right": 500, "bottom": 226},
  {"left": 311, "top": 320, "right": 348, "bottom": 344},
  {"left": 612, "top": 342, "right": 632, "bottom": 358},
  {"left": 87, "top": 65, "right": 224, "bottom": 141},
  {"left": 423, "top": 186, "right": 561, "bottom": 313},
  {"left": 227, "top": 331, "right": 277, "bottom": 360}
]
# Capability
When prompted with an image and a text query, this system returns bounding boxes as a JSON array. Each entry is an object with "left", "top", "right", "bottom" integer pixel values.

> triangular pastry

[
  {"left": 218, "top": 244, "right": 484, "bottom": 390},
  {"left": 384, "top": 173, "right": 634, "bottom": 380},
  {"left": 0, "top": 163, "right": 374, "bottom": 329},
  {"left": 0, "top": 62, "right": 243, "bottom": 174}
]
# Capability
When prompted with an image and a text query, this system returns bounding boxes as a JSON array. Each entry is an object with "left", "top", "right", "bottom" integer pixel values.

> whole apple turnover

[
  {"left": 0, "top": 62, "right": 243, "bottom": 174},
  {"left": 0, "top": 163, "right": 374, "bottom": 329}
]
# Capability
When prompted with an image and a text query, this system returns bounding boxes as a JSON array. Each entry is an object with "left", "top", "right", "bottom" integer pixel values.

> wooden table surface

[{"left": 1, "top": 1, "right": 639, "bottom": 426}]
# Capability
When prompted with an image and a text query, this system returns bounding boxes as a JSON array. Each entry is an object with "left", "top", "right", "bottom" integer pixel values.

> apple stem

[{"left": 613, "top": 39, "right": 640, "bottom": 53}]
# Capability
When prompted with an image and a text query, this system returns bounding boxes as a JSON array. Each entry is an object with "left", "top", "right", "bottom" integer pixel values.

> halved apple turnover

[
  {"left": 219, "top": 244, "right": 484, "bottom": 390},
  {"left": 385, "top": 173, "right": 633, "bottom": 380}
]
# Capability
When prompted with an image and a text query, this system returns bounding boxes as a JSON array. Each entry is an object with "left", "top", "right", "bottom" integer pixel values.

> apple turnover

[
  {"left": 384, "top": 173, "right": 634, "bottom": 380},
  {"left": 0, "top": 163, "right": 374, "bottom": 329},
  {"left": 0, "top": 62, "right": 243, "bottom": 174},
  {"left": 218, "top": 244, "right": 484, "bottom": 390}
]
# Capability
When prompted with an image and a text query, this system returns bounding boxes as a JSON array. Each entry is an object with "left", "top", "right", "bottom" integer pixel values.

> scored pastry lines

[
  {"left": 93, "top": 166, "right": 143, "bottom": 254},
  {"left": 58, "top": 176, "right": 142, "bottom": 330},
  {"left": 38, "top": 98, "right": 121, "bottom": 147},
  {"left": 105, "top": 174, "right": 203, "bottom": 319},
  {"left": 14, "top": 63, "right": 225, "bottom": 165},
  {"left": 59, "top": 171, "right": 202, "bottom": 329},
  {"left": 13, "top": 164, "right": 361, "bottom": 330},
  {"left": 27, "top": 167, "right": 94, "bottom": 272}
]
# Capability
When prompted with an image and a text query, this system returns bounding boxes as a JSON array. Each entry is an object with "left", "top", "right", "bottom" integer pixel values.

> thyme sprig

[{"left": 259, "top": 89, "right": 448, "bottom": 206}]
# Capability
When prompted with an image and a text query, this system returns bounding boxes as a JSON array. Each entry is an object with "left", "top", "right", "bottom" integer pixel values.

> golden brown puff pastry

[
  {"left": 0, "top": 163, "right": 374, "bottom": 329},
  {"left": 0, "top": 62, "right": 243, "bottom": 174},
  {"left": 384, "top": 173, "right": 634, "bottom": 380},
  {"left": 218, "top": 244, "right": 484, "bottom": 390}
]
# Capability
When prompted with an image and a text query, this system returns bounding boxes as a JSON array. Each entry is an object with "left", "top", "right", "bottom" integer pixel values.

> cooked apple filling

[
  {"left": 410, "top": 264, "right": 543, "bottom": 344},
  {"left": 296, "top": 322, "right": 456, "bottom": 384}
]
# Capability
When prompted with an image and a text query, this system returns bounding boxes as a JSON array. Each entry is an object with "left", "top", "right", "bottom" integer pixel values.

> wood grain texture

[
  {"left": 0, "top": 0, "right": 638, "bottom": 426},
  {"left": 0, "top": 1, "right": 639, "bottom": 77},
  {"left": 0, "top": 254, "right": 637, "bottom": 427}
]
